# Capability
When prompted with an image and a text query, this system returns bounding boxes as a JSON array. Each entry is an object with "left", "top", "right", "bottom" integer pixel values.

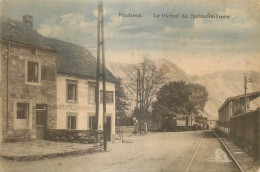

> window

[
  {"left": 30, "top": 48, "right": 36, "bottom": 55},
  {"left": 89, "top": 116, "right": 96, "bottom": 130},
  {"left": 36, "top": 104, "right": 46, "bottom": 110},
  {"left": 88, "top": 84, "right": 96, "bottom": 104},
  {"left": 17, "top": 103, "right": 29, "bottom": 119},
  {"left": 100, "top": 91, "right": 114, "bottom": 104},
  {"left": 67, "top": 116, "right": 77, "bottom": 129},
  {"left": 28, "top": 61, "right": 39, "bottom": 83},
  {"left": 67, "top": 80, "right": 77, "bottom": 102}
]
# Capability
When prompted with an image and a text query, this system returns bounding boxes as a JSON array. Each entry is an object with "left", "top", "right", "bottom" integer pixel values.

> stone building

[
  {"left": 0, "top": 16, "right": 57, "bottom": 141},
  {"left": 0, "top": 15, "right": 117, "bottom": 142}
]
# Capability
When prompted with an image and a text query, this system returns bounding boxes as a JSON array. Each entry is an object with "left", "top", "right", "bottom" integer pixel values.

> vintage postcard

[{"left": 0, "top": 0, "right": 259, "bottom": 171}]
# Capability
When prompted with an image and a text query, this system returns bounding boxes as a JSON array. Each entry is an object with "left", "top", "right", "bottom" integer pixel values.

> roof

[
  {"left": 218, "top": 91, "right": 260, "bottom": 111},
  {"left": 0, "top": 16, "right": 117, "bottom": 83},
  {"left": 0, "top": 17, "right": 52, "bottom": 50}
]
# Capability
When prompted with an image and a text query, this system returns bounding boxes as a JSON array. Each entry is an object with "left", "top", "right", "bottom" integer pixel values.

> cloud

[
  {"left": 38, "top": 13, "right": 96, "bottom": 46},
  {"left": 194, "top": 8, "right": 257, "bottom": 32},
  {"left": 93, "top": 7, "right": 113, "bottom": 17},
  {"left": 163, "top": 26, "right": 177, "bottom": 34}
]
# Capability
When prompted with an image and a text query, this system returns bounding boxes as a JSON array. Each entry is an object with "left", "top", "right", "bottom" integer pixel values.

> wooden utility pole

[
  {"left": 136, "top": 70, "right": 139, "bottom": 109},
  {"left": 244, "top": 74, "right": 247, "bottom": 112},
  {"left": 243, "top": 73, "right": 252, "bottom": 113},
  {"left": 95, "top": 0, "right": 101, "bottom": 144},
  {"left": 96, "top": 0, "right": 107, "bottom": 151},
  {"left": 138, "top": 69, "right": 142, "bottom": 134},
  {"left": 100, "top": 0, "right": 107, "bottom": 152},
  {"left": 141, "top": 63, "right": 145, "bottom": 134}
]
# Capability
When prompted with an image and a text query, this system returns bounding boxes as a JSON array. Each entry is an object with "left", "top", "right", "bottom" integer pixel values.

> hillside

[
  {"left": 107, "top": 59, "right": 260, "bottom": 119},
  {"left": 193, "top": 70, "right": 260, "bottom": 119}
]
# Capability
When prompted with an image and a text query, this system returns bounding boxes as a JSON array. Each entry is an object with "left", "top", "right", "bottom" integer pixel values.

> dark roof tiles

[{"left": 0, "top": 17, "right": 117, "bottom": 83}]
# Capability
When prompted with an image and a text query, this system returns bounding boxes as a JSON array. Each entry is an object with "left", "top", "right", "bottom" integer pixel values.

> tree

[
  {"left": 115, "top": 78, "right": 129, "bottom": 125},
  {"left": 127, "top": 57, "right": 165, "bottom": 116},
  {"left": 152, "top": 81, "right": 208, "bottom": 120},
  {"left": 186, "top": 83, "right": 208, "bottom": 115}
]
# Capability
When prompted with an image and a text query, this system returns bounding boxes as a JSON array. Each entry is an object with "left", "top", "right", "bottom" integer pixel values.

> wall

[
  {"left": 218, "top": 101, "right": 231, "bottom": 129},
  {"left": 0, "top": 51, "right": 2, "bottom": 142},
  {"left": 230, "top": 108, "right": 260, "bottom": 158},
  {"left": 56, "top": 74, "right": 116, "bottom": 141},
  {"left": 219, "top": 97, "right": 251, "bottom": 130},
  {"left": 1, "top": 42, "right": 57, "bottom": 142},
  {"left": 47, "top": 129, "right": 102, "bottom": 144}
]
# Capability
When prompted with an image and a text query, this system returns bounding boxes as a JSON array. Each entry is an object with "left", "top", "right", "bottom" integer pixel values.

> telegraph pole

[
  {"left": 244, "top": 74, "right": 247, "bottom": 112},
  {"left": 96, "top": 0, "right": 107, "bottom": 151},
  {"left": 95, "top": 0, "right": 101, "bottom": 144},
  {"left": 243, "top": 73, "right": 252, "bottom": 113},
  {"left": 136, "top": 70, "right": 139, "bottom": 109},
  {"left": 100, "top": 0, "right": 107, "bottom": 152},
  {"left": 141, "top": 63, "right": 145, "bottom": 134}
]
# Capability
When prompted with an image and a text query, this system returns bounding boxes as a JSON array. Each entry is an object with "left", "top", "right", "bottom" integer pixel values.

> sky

[{"left": 1, "top": 0, "right": 260, "bottom": 75}]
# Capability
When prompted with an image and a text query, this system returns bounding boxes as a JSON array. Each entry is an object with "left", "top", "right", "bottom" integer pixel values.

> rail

[
  {"left": 213, "top": 130, "right": 244, "bottom": 172},
  {"left": 185, "top": 130, "right": 244, "bottom": 172}
]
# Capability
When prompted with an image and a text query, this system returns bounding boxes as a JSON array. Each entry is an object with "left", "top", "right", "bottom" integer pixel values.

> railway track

[{"left": 185, "top": 130, "right": 244, "bottom": 172}]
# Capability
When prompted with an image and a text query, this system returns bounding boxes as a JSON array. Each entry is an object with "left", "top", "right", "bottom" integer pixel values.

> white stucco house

[{"left": 50, "top": 38, "right": 117, "bottom": 142}]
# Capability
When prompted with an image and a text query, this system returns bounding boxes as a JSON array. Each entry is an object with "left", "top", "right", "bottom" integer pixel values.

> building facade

[
  {"left": 0, "top": 37, "right": 57, "bottom": 142},
  {"left": 0, "top": 15, "right": 117, "bottom": 142},
  {"left": 218, "top": 91, "right": 260, "bottom": 131},
  {"left": 56, "top": 75, "right": 116, "bottom": 141}
]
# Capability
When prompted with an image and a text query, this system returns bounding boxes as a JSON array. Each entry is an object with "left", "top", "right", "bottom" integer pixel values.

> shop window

[
  {"left": 67, "top": 116, "right": 77, "bottom": 129},
  {"left": 100, "top": 91, "right": 114, "bottom": 104},
  {"left": 17, "top": 103, "right": 29, "bottom": 119},
  {"left": 27, "top": 61, "right": 39, "bottom": 83}
]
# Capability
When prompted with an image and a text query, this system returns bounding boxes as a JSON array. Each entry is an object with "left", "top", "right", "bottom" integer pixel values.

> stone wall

[
  {"left": 1, "top": 42, "right": 57, "bottom": 142},
  {"left": 47, "top": 129, "right": 103, "bottom": 144}
]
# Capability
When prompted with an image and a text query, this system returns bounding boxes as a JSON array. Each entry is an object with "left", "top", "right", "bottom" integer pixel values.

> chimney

[{"left": 23, "top": 15, "right": 33, "bottom": 28}]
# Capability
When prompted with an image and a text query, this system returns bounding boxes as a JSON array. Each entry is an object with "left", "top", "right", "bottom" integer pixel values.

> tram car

[
  {"left": 193, "top": 116, "right": 209, "bottom": 130},
  {"left": 161, "top": 114, "right": 177, "bottom": 132}
]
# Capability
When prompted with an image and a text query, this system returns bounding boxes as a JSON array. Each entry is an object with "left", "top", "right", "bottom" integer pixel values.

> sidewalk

[{"left": 0, "top": 140, "right": 102, "bottom": 161}]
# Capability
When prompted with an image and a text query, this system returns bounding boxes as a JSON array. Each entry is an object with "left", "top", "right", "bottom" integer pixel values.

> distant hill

[
  {"left": 153, "top": 58, "right": 192, "bottom": 83},
  {"left": 107, "top": 59, "right": 260, "bottom": 119},
  {"left": 193, "top": 70, "right": 260, "bottom": 119}
]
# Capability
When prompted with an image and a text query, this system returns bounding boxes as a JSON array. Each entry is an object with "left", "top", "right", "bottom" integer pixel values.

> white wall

[
  {"left": 56, "top": 75, "right": 116, "bottom": 137},
  {"left": 0, "top": 53, "right": 2, "bottom": 142},
  {"left": 0, "top": 98, "right": 2, "bottom": 142}
]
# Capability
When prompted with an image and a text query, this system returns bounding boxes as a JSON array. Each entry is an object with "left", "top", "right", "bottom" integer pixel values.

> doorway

[
  {"left": 106, "top": 116, "right": 111, "bottom": 141},
  {"left": 36, "top": 104, "right": 47, "bottom": 140}
]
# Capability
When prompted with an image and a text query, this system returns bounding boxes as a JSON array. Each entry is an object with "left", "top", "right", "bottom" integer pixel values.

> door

[
  {"left": 36, "top": 104, "right": 47, "bottom": 140},
  {"left": 106, "top": 116, "right": 111, "bottom": 141}
]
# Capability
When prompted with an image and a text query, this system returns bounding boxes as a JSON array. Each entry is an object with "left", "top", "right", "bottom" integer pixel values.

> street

[{"left": 0, "top": 131, "right": 239, "bottom": 172}]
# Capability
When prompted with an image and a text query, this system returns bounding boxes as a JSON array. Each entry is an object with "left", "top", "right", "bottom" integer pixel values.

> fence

[
  {"left": 47, "top": 129, "right": 103, "bottom": 144},
  {"left": 230, "top": 108, "right": 260, "bottom": 158},
  {"left": 115, "top": 126, "right": 135, "bottom": 135}
]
